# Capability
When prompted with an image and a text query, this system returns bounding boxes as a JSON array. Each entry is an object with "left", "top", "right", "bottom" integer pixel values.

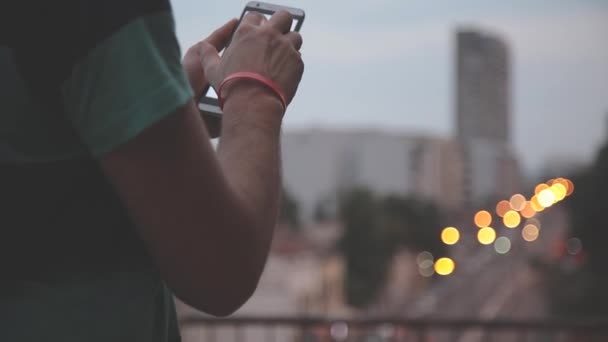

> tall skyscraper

[
  {"left": 456, "top": 29, "right": 510, "bottom": 143},
  {"left": 455, "top": 29, "right": 520, "bottom": 205}
]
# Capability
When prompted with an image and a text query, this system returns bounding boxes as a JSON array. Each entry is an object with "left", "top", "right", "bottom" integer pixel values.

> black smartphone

[{"left": 198, "top": 1, "right": 305, "bottom": 125}]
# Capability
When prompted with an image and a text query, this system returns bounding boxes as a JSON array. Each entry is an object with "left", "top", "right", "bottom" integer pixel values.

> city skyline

[{"left": 173, "top": 0, "right": 608, "bottom": 175}]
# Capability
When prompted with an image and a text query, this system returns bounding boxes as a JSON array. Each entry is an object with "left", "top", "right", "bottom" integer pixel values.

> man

[{"left": 0, "top": 0, "right": 304, "bottom": 341}]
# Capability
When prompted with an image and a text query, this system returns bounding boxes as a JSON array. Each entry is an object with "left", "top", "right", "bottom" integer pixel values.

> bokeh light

[
  {"left": 551, "top": 183, "right": 567, "bottom": 201},
  {"left": 520, "top": 201, "right": 536, "bottom": 219},
  {"left": 554, "top": 178, "right": 569, "bottom": 191},
  {"left": 478, "top": 227, "right": 497, "bottom": 245},
  {"left": 503, "top": 210, "right": 521, "bottom": 228},
  {"left": 538, "top": 189, "right": 556, "bottom": 208},
  {"left": 496, "top": 200, "right": 511, "bottom": 217},
  {"left": 474, "top": 210, "right": 492, "bottom": 228},
  {"left": 330, "top": 322, "right": 349, "bottom": 341},
  {"left": 565, "top": 179, "right": 575, "bottom": 196},
  {"left": 522, "top": 224, "right": 540, "bottom": 242},
  {"left": 526, "top": 218, "right": 541, "bottom": 228},
  {"left": 530, "top": 195, "right": 544, "bottom": 212},
  {"left": 567, "top": 238, "right": 583, "bottom": 255},
  {"left": 434, "top": 257, "right": 455, "bottom": 276},
  {"left": 418, "top": 259, "right": 435, "bottom": 277},
  {"left": 494, "top": 236, "right": 512, "bottom": 254},
  {"left": 416, "top": 251, "right": 434, "bottom": 266},
  {"left": 535, "top": 183, "right": 549, "bottom": 195},
  {"left": 509, "top": 194, "right": 526, "bottom": 211},
  {"left": 441, "top": 227, "right": 460, "bottom": 245}
]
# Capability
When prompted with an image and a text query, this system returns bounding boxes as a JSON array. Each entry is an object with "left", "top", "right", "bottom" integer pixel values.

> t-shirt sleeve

[{"left": 61, "top": 8, "right": 193, "bottom": 156}]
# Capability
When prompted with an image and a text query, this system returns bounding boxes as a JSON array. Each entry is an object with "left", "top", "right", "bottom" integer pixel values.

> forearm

[{"left": 215, "top": 85, "right": 284, "bottom": 272}]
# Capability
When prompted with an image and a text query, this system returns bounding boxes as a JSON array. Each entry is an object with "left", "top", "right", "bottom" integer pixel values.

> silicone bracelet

[{"left": 217, "top": 72, "right": 287, "bottom": 112}]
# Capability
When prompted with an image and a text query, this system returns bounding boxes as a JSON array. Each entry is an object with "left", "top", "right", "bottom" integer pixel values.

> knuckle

[
  {"left": 261, "top": 27, "right": 279, "bottom": 40},
  {"left": 198, "top": 42, "right": 212, "bottom": 56},
  {"left": 246, "top": 12, "right": 266, "bottom": 22},
  {"left": 236, "top": 23, "right": 255, "bottom": 35}
]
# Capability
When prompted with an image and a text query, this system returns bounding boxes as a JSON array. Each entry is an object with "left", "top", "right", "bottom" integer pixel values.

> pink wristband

[{"left": 217, "top": 72, "right": 287, "bottom": 112}]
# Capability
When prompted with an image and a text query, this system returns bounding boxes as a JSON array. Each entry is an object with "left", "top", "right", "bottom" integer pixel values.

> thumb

[
  {"left": 199, "top": 42, "right": 222, "bottom": 88},
  {"left": 205, "top": 18, "right": 239, "bottom": 51}
]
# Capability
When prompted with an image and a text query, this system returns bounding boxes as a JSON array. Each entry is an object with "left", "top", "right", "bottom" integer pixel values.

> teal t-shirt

[{"left": 0, "top": 0, "right": 193, "bottom": 341}]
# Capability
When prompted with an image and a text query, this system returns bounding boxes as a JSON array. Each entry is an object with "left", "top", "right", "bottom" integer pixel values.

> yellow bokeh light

[
  {"left": 520, "top": 201, "right": 536, "bottom": 219},
  {"left": 441, "top": 227, "right": 460, "bottom": 245},
  {"left": 565, "top": 179, "right": 575, "bottom": 196},
  {"left": 535, "top": 183, "right": 549, "bottom": 196},
  {"left": 530, "top": 195, "right": 544, "bottom": 212},
  {"left": 474, "top": 210, "right": 492, "bottom": 228},
  {"left": 496, "top": 200, "right": 511, "bottom": 217},
  {"left": 554, "top": 178, "right": 569, "bottom": 190},
  {"left": 509, "top": 194, "right": 526, "bottom": 211},
  {"left": 522, "top": 224, "right": 540, "bottom": 242},
  {"left": 538, "top": 189, "right": 556, "bottom": 208},
  {"left": 434, "top": 257, "right": 455, "bottom": 276},
  {"left": 478, "top": 227, "right": 497, "bottom": 245},
  {"left": 503, "top": 210, "right": 521, "bottom": 228},
  {"left": 551, "top": 183, "right": 567, "bottom": 202}
]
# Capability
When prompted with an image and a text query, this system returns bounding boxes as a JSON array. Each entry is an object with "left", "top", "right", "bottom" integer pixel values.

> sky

[{"left": 172, "top": 0, "right": 608, "bottom": 175}]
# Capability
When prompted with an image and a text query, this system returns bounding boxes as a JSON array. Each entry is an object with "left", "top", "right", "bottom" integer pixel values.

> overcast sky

[{"left": 172, "top": 0, "right": 608, "bottom": 174}]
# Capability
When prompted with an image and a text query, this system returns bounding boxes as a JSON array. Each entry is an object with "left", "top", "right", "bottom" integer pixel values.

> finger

[
  {"left": 199, "top": 42, "right": 221, "bottom": 87},
  {"left": 204, "top": 18, "right": 239, "bottom": 51},
  {"left": 284, "top": 32, "right": 302, "bottom": 51},
  {"left": 241, "top": 11, "right": 267, "bottom": 26},
  {"left": 267, "top": 10, "right": 293, "bottom": 34}
]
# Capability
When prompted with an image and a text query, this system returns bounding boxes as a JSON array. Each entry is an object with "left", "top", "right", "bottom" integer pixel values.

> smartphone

[{"left": 198, "top": 1, "right": 305, "bottom": 123}]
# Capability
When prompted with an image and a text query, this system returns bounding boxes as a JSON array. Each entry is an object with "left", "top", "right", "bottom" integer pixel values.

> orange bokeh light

[
  {"left": 474, "top": 210, "right": 492, "bottom": 228},
  {"left": 520, "top": 201, "right": 536, "bottom": 219},
  {"left": 565, "top": 179, "right": 575, "bottom": 196},
  {"left": 496, "top": 200, "right": 511, "bottom": 217}
]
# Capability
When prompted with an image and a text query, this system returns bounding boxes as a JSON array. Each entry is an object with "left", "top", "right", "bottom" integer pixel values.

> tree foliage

[
  {"left": 337, "top": 188, "right": 445, "bottom": 309},
  {"left": 279, "top": 187, "right": 300, "bottom": 229},
  {"left": 557, "top": 140, "right": 608, "bottom": 316}
]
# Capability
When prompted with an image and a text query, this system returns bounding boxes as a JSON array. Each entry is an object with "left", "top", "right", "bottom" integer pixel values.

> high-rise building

[
  {"left": 455, "top": 29, "right": 520, "bottom": 205},
  {"left": 456, "top": 29, "right": 510, "bottom": 143}
]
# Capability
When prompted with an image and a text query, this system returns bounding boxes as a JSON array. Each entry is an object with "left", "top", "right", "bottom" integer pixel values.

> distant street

[{"left": 406, "top": 207, "right": 569, "bottom": 341}]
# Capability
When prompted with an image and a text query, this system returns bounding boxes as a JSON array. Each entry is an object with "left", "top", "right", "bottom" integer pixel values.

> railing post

[{"left": 234, "top": 323, "right": 243, "bottom": 342}]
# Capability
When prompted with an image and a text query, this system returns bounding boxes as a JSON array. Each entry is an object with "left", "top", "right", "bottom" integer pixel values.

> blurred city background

[{"left": 174, "top": 1, "right": 608, "bottom": 341}]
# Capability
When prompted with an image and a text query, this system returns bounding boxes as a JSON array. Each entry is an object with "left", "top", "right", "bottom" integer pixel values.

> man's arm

[
  {"left": 101, "top": 92, "right": 282, "bottom": 316},
  {"left": 100, "top": 11, "right": 302, "bottom": 316}
]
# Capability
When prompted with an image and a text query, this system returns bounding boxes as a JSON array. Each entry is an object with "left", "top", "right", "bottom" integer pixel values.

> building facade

[
  {"left": 455, "top": 29, "right": 521, "bottom": 205},
  {"left": 281, "top": 129, "right": 464, "bottom": 222}
]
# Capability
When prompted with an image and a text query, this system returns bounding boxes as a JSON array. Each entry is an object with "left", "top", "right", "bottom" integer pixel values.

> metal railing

[{"left": 180, "top": 316, "right": 608, "bottom": 342}]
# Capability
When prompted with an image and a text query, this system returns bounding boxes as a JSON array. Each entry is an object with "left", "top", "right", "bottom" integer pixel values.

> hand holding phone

[{"left": 198, "top": 2, "right": 305, "bottom": 137}]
